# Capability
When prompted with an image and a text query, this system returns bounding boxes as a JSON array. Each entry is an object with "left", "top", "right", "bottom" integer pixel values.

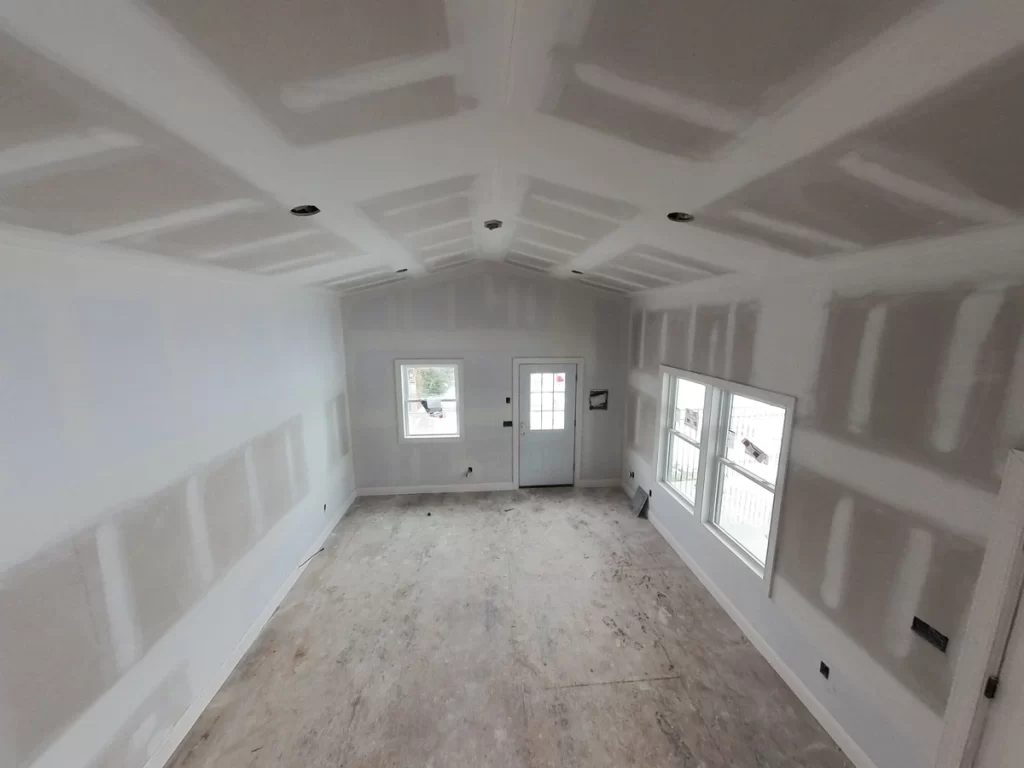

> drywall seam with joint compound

[{"left": 1, "top": 240, "right": 354, "bottom": 768}]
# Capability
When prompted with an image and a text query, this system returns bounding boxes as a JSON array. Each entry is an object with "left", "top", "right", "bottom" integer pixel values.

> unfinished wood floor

[{"left": 167, "top": 488, "right": 852, "bottom": 767}]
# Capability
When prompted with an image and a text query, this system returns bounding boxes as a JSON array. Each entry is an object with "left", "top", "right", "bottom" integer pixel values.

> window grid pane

[
  {"left": 529, "top": 371, "right": 568, "bottom": 430},
  {"left": 671, "top": 378, "right": 706, "bottom": 441},
  {"left": 723, "top": 394, "right": 785, "bottom": 487},
  {"left": 666, "top": 434, "right": 700, "bottom": 503},
  {"left": 714, "top": 465, "right": 773, "bottom": 564}
]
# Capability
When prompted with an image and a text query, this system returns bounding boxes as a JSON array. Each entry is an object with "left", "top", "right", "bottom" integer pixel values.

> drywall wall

[
  {"left": 0, "top": 239, "right": 354, "bottom": 768},
  {"left": 342, "top": 262, "right": 628, "bottom": 491},
  {"left": 622, "top": 243, "right": 1024, "bottom": 768}
]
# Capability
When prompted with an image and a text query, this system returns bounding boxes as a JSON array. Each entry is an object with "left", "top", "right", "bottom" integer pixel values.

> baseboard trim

[
  {"left": 357, "top": 482, "right": 516, "bottom": 496},
  {"left": 577, "top": 478, "right": 625, "bottom": 488},
  {"left": 648, "top": 511, "right": 878, "bottom": 768},
  {"left": 144, "top": 489, "right": 357, "bottom": 768}
]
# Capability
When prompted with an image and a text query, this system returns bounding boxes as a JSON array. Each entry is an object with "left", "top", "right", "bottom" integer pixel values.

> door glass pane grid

[
  {"left": 529, "top": 371, "right": 567, "bottom": 431},
  {"left": 714, "top": 465, "right": 774, "bottom": 564},
  {"left": 723, "top": 393, "right": 785, "bottom": 486},
  {"left": 666, "top": 433, "right": 700, "bottom": 503}
]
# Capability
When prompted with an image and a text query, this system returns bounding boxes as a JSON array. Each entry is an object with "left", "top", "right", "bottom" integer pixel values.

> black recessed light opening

[
  {"left": 290, "top": 204, "right": 320, "bottom": 217},
  {"left": 484, "top": 219, "right": 503, "bottom": 231},
  {"left": 396, "top": 268, "right": 408, "bottom": 274},
  {"left": 571, "top": 269, "right": 583, "bottom": 274},
  {"left": 667, "top": 211, "right": 694, "bottom": 223}
]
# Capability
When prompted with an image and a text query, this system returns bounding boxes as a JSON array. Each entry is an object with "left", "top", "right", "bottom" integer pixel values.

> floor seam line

[{"left": 543, "top": 674, "right": 682, "bottom": 691}]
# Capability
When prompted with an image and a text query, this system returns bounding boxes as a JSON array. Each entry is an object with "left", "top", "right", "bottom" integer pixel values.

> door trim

[
  {"left": 936, "top": 450, "right": 1024, "bottom": 768},
  {"left": 512, "top": 357, "right": 585, "bottom": 489}
]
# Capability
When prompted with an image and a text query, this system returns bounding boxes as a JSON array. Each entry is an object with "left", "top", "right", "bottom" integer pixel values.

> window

[
  {"left": 395, "top": 360, "right": 463, "bottom": 441},
  {"left": 529, "top": 371, "right": 567, "bottom": 431},
  {"left": 659, "top": 367, "right": 793, "bottom": 577},
  {"left": 712, "top": 393, "right": 786, "bottom": 565},
  {"left": 664, "top": 378, "right": 708, "bottom": 505}
]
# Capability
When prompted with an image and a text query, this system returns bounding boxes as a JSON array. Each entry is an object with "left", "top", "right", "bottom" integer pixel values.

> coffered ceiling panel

[
  {"left": 147, "top": 0, "right": 471, "bottom": 146},
  {"left": 360, "top": 175, "right": 477, "bottom": 267},
  {"left": 695, "top": 50, "right": 1024, "bottom": 259},
  {"left": 590, "top": 245, "right": 731, "bottom": 291},
  {"left": 0, "top": 151, "right": 241, "bottom": 235},
  {"left": 541, "top": 0, "right": 927, "bottom": 159},
  {"left": 506, "top": 176, "right": 640, "bottom": 270}
]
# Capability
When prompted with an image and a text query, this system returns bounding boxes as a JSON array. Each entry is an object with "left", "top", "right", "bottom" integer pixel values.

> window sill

[
  {"left": 703, "top": 521, "right": 766, "bottom": 580},
  {"left": 399, "top": 434, "right": 464, "bottom": 445},
  {"left": 658, "top": 479, "right": 697, "bottom": 516}
]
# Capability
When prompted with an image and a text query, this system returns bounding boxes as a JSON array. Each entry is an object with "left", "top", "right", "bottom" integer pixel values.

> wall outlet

[
  {"left": 629, "top": 471, "right": 635, "bottom": 479},
  {"left": 819, "top": 661, "right": 830, "bottom": 680}
]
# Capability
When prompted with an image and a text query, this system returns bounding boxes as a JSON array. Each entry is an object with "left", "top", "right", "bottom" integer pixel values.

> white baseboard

[
  {"left": 648, "top": 511, "right": 878, "bottom": 768},
  {"left": 144, "top": 489, "right": 357, "bottom": 768},
  {"left": 577, "top": 478, "right": 625, "bottom": 488},
  {"left": 357, "top": 482, "right": 516, "bottom": 496},
  {"left": 359, "top": 480, "right": 624, "bottom": 495}
]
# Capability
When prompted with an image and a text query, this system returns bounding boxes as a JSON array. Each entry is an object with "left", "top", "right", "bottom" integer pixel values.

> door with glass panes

[{"left": 518, "top": 363, "right": 576, "bottom": 486}]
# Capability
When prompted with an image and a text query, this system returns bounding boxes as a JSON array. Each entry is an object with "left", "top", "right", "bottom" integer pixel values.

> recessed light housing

[
  {"left": 571, "top": 270, "right": 582, "bottom": 274},
  {"left": 484, "top": 219, "right": 503, "bottom": 231},
  {"left": 667, "top": 211, "right": 694, "bottom": 223},
  {"left": 396, "top": 268, "right": 408, "bottom": 273},
  {"left": 290, "top": 204, "right": 321, "bottom": 217}
]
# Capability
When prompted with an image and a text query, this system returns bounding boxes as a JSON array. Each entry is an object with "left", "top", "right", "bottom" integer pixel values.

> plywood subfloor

[{"left": 166, "top": 488, "right": 852, "bottom": 767}]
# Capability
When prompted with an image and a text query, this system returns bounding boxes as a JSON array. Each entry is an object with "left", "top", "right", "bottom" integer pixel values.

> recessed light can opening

[
  {"left": 290, "top": 204, "right": 321, "bottom": 217},
  {"left": 667, "top": 211, "right": 694, "bottom": 223},
  {"left": 571, "top": 270, "right": 582, "bottom": 274},
  {"left": 396, "top": 268, "right": 408, "bottom": 273}
]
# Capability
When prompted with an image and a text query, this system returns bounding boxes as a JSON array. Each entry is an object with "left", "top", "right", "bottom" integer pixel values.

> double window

[
  {"left": 395, "top": 360, "right": 463, "bottom": 441},
  {"left": 659, "top": 366, "right": 793, "bottom": 576}
]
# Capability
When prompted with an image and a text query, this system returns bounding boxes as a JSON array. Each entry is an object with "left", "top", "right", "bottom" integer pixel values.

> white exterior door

[
  {"left": 975, "top": 599, "right": 1024, "bottom": 768},
  {"left": 518, "top": 363, "right": 576, "bottom": 487}
]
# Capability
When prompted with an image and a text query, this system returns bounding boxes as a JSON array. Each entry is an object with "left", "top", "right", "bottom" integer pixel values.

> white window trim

[
  {"left": 394, "top": 359, "right": 465, "bottom": 444},
  {"left": 656, "top": 364, "right": 795, "bottom": 590}
]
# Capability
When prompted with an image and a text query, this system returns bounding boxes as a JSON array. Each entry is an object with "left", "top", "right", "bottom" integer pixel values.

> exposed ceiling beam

[{"left": 557, "top": 212, "right": 809, "bottom": 277}]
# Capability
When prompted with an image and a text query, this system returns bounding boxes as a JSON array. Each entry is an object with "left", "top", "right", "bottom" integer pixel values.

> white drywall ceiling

[{"left": 1, "top": 0, "right": 1022, "bottom": 294}]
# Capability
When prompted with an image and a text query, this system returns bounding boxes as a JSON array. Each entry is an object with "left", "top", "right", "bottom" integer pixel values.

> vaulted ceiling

[{"left": 2, "top": 1, "right": 1023, "bottom": 295}]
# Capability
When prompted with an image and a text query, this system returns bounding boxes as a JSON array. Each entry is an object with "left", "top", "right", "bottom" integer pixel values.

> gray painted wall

[
  {"left": 623, "top": 256, "right": 1024, "bottom": 768},
  {"left": 0, "top": 246, "right": 353, "bottom": 768},
  {"left": 342, "top": 262, "right": 629, "bottom": 491}
]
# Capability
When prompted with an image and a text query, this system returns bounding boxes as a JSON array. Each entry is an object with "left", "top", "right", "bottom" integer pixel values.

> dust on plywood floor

[{"left": 166, "top": 488, "right": 852, "bottom": 767}]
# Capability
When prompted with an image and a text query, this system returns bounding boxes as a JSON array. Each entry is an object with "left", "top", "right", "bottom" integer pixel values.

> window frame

[
  {"left": 659, "top": 376, "right": 714, "bottom": 513},
  {"left": 657, "top": 364, "right": 795, "bottom": 586},
  {"left": 394, "top": 359, "right": 465, "bottom": 444}
]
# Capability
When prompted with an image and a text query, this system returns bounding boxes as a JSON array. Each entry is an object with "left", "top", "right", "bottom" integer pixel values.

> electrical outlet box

[
  {"left": 819, "top": 661, "right": 830, "bottom": 680},
  {"left": 912, "top": 617, "right": 949, "bottom": 653}
]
